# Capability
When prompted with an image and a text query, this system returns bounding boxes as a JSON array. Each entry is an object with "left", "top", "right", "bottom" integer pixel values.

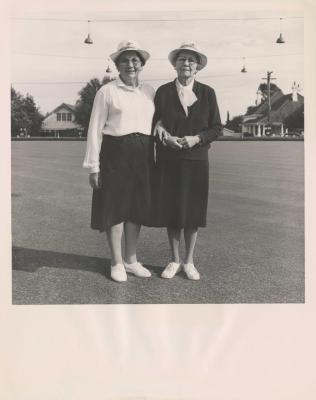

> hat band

[
  {"left": 179, "top": 46, "right": 199, "bottom": 52},
  {"left": 119, "top": 45, "right": 137, "bottom": 52}
]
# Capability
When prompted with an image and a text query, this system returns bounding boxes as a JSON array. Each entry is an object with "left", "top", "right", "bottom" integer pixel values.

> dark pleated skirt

[
  {"left": 91, "top": 133, "right": 154, "bottom": 231},
  {"left": 151, "top": 158, "right": 209, "bottom": 228}
]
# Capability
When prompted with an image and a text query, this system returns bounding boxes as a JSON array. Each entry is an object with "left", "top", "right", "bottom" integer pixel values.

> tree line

[
  {"left": 11, "top": 78, "right": 304, "bottom": 137},
  {"left": 11, "top": 76, "right": 113, "bottom": 137},
  {"left": 11, "top": 87, "right": 44, "bottom": 136}
]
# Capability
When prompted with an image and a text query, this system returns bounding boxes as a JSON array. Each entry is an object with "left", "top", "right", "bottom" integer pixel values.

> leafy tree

[
  {"left": 284, "top": 104, "right": 304, "bottom": 131},
  {"left": 23, "top": 94, "right": 44, "bottom": 135},
  {"left": 74, "top": 76, "right": 114, "bottom": 134},
  {"left": 245, "top": 105, "right": 257, "bottom": 115},
  {"left": 225, "top": 115, "right": 243, "bottom": 132},
  {"left": 258, "top": 83, "right": 281, "bottom": 102},
  {"left": 11, "top": 87, "right": 44, "bottom": 136}
]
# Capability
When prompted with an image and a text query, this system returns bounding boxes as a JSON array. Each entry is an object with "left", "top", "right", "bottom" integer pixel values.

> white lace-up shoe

[
  {"left": 111, "top": 264, "right": 127, "bottom": 282},
  {"left": 183, "top": 263, "right": 200, "bottom": 280},
  {"left": 124, "top": 261, "right": 151, "bottom": 278},
  {"left": 161, "top": 262, "right": 182, "bottom": 279}
]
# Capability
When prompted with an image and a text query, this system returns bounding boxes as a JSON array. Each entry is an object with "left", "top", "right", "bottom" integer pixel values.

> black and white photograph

[
  {"left": 10, "top": 3, "right": 305, "bottom": 305},
  {"left": 2, "top": 0, "right": 316, "bottom": 399}
]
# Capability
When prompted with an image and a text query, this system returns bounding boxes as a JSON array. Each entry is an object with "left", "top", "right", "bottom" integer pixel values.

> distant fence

[
  {"left": 11, "top": 137, "right": 86, "bottom": 141},
  {"left": 11, "top": 136, "right": 304, "bottom": 142}
]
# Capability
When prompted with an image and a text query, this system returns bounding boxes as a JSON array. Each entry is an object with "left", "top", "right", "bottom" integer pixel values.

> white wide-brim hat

[
  {"left": 168, "top": 41, "right": 207, "bottom": 70},
  {"left": 110, "top": 40, "right": 150, "bottom": 64}
]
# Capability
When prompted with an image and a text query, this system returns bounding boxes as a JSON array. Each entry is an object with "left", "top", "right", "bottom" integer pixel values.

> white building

[
  {"left": 41, "top": 103, "right": 83, "bottom": 137},
  {"left": 241, "top": 82, "right": 304, "bottom": 137}
]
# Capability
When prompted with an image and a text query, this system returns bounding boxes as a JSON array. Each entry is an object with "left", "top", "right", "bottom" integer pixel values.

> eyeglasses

[
  {"left": 176, "top": 57, "right": 198, "bottom": 65},
  {"left": 119, "top": 57, "right": 141, "bottom": 66}
]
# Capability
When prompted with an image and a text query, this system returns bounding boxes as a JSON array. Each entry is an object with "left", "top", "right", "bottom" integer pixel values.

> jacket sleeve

[
  {"left": 199, "top": 88, "right": 223, "bottom": 145},
  {"left": 151, "top": 89, "right": 163, "bottom": 135}
]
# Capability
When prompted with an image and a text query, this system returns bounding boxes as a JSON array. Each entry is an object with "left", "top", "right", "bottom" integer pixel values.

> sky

[{"left": 10, "top": 1, "right": 304, "bottom": 120}]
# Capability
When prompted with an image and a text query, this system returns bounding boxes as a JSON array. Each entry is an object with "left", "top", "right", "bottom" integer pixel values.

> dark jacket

[{"left": 153, "top": 79, "right": 222, "bottom": 160}]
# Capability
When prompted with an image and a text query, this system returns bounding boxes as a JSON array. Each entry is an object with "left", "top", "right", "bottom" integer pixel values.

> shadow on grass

[{"left": 12, "top": 246, "right": 162, "bottom": 280}]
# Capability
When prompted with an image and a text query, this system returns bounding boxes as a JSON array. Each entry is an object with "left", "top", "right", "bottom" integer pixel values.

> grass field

[{"left": 11, "top": 140, "right": 304, "bottom": 304}]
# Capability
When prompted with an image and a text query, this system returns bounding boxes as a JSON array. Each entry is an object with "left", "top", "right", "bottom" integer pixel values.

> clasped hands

[{"left": 154, "top": 122, "right": 200, "bottom": 150}]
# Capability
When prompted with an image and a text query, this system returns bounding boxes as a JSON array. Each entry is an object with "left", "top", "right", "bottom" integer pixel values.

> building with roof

[
  {"left": 241, "top": 82, "right": 304, "bottom": 137},
  {"left": 41, "top": 103, "right": 83, "bottom": 137},
  {"left": 222, "top": 127, "right": 242, "bottom": 138}
]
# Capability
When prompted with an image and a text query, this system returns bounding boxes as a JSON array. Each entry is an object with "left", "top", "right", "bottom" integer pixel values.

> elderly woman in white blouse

[{"left": 83, "top": 40, "right": 155, "bottom": 283}]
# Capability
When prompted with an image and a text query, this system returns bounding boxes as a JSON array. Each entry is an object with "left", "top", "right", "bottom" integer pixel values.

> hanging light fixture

[
  {"left": 84, "top": 20, "right": 93, "bottom": 44},
  {"left": 241, "top": 57, "right": 247, "bottom": 73},
  {"left": 276, "top": 18, "right": 285, "bottom": 43},
  {"left": 105, "top": 58, "right": 113, "bottom": 74}
]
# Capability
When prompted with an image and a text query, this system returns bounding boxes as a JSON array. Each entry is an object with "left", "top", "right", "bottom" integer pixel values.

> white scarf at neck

[{"left": 176, "top": 78, "right": 197, "bottom": 116}]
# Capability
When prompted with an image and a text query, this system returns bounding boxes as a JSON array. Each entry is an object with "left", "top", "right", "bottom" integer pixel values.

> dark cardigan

[{"left": 152, "top": 79, "right": 223, "bottom": 160}]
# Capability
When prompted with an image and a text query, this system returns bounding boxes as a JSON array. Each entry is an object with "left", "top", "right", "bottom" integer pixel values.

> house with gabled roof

[
  {"left": 41, "top": 103, "right": 83, "bottom": 137},
  {"left": 241, "top": 82, "right": 304, "bottom": 137}
]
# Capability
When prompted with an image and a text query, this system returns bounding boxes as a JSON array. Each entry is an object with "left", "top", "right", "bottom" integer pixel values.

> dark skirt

[
  {"left": 151, "top": 159, "right": 209, "bottom": 228},
  {"left": 91, "top": 133, "right": 154, "bottom": 231}
]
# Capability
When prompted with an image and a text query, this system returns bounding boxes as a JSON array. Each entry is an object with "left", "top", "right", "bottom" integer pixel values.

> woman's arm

[
  {"left": 199, "top": 88, "right": 223, "bottom": 145},
  {"left": 152, "top": 89, "right": 182, "bottom": 149},
  {"left": 82, "top": 88, "right": 109, "bottom": 174}
]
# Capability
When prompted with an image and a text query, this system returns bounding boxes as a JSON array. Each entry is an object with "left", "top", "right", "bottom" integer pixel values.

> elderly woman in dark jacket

[{"left": 153, "top": 41, "right": 222, "bottom": 280}]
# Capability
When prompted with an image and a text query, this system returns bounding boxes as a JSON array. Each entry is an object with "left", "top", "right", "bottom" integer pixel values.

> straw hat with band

[
  {"left": 168, "top": 41, "right": 207, "bottom": 70},
  {"left": 110, "top": 40, "right": 151, "bottom": 65}
]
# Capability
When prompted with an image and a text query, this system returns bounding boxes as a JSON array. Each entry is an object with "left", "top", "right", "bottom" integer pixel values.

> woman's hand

[
  {"left": 154, "top": 120, "right": 182, "bottom": 149},
  {"left": 154, "top": 120, "right": 170, "bottom": 143},
  {"left": 89, "top": 172, "right": 101, "bottom": 189},
  {"left": 177, "top": 135, "right": 200, "bottom": 149},
  {"left": 163, "top": 134, "right": 183, "bottom": 149}
]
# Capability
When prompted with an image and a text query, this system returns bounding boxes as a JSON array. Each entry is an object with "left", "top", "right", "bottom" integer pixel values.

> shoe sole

[
  {"left": 124, "top": 265, "right": 151, "bottom": 278},
  {"left": 111, "top": 276, "right": 127, "bottom": 282},
  {"left": 186, "top": 276, "right": 200, "bottom": 281}
]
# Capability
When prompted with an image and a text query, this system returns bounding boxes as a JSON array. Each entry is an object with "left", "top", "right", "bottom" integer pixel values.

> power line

[
  {"left": 11, "top": 73, "right": 258, "bottom": 85},
  {"left": 12, "top": 52, "right": 303, "bottom": 61},
  {"left": 12, "top": 16, "right": 303, "bottom": 22},
  {"left": 12, "top": 81, "right": 91, "bottom": 85}
]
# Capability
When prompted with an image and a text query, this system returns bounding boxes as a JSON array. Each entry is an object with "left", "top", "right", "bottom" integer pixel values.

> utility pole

[
  {"left": 262, "top": 71, "right": 276, "bottom": 123},
  {"left": 226, "top": 111, "right": 230, "bottom": 125}
]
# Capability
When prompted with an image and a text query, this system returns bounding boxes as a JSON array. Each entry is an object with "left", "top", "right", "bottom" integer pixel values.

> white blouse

[{"left": 83, "top": 77, "right": 155, "bottom": 173}]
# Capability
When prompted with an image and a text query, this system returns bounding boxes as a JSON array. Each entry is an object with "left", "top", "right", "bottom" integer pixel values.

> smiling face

[
  {"left": 116, "top": 51, "right": 143, "bottom": 85},
  {"left": 175, "top": 50, "right": 199, "bottom": 81}
]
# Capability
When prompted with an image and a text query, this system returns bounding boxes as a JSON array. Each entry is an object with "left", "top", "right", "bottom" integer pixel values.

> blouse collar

[{"left": 116, "top": 75, "right": 142, "bottom": 91}]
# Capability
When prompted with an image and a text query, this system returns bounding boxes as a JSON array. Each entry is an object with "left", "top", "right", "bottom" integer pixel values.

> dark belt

[
  {"left": 129, "top": 132, "right": 146, "bottom": 136},
  {"left": 103, "top": 132, "right": 146, "bottom": 139}
]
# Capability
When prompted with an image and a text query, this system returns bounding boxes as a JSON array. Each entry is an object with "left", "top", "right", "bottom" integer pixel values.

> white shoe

[
  {"left": 111, "top": 264, "right": 127, "bottom": 282},
  {"left": 161, "top": 262, "right": 182, "bottom": 279},
  {"left": 124, "top": 261, "right": 151, "bottom": 278},
  {"left": 183, "top": 263, "right": 200, "bottom": 280}
]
